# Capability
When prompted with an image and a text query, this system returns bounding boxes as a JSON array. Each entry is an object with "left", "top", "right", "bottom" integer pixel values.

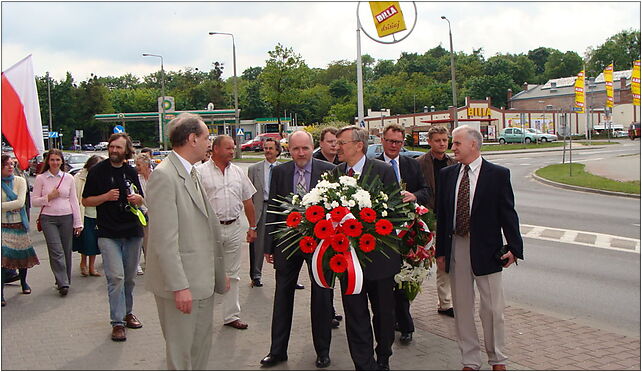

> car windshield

[{"left": 526, "top": 129, "right": 543, "bottom": 134}]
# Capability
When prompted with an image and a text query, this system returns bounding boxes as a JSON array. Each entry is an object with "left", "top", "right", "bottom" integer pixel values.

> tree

[
  {"left": 543, "top": 50, "right": 583, "bottom": 80},
  {"left": 586, "top": 29, "right": 641, "bottom": 76},
  {"left": 528, "top": 47, "right": 555, "bottom": 75},
  {"left": 464, "top": 73, "right": 519, "bottom": 109},
  {"left": 373, "top": 59, "right": 395, "bottom": 79},
  {"left": 259, "top": 43, "right": 308, "bottom": 129}
]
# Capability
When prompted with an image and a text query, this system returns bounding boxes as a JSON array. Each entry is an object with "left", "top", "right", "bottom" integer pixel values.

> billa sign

[{"left": 369, "top": 1, "right": 407, "bottom": 37}]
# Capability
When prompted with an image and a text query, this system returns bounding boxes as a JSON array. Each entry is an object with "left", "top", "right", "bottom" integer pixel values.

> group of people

[{"left": 0, "top": 111, "right": 524, "bottom": 371}]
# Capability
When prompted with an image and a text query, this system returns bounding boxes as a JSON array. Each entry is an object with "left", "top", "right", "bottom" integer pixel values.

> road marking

[
  {"left": 520, "top": 163, "right": 531, "bottom": 166},
  {"left": 583, "top": 157, "right": 604, "bottom": 161},
  {"left": 520, "top": 224, "right": 640, "bottom": 253}
]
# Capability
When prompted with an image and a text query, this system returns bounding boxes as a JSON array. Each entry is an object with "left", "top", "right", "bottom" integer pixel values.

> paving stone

[
  {"left": 574, "top": 232, "right": 597, "bottom": 244},
  {"left": 540, "top": 229, "right": 565, "bottom": 239}
]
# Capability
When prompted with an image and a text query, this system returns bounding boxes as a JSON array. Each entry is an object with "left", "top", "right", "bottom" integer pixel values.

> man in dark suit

[
  {"left": 335, "top": 125, "right": 401, "bottom": 371},
  {"left": 376, "top": 123, "right": 430, "bottom": 346},
  {"left": 417, "top": 125, "right": 456, "bottom": 318},
  {"left": 436, "top": 125, "right": 523, "bottom": 371},
  {"left": 260, "top": 130, "right": 336, "bottom": 369}
]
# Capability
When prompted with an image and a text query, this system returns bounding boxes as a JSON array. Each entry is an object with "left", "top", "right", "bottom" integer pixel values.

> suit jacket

[
  {"left": 336, "top": 158, "right": 402, "bottom": 281},
  {"left": 248, "top": 160, "right": 270, "bottom": 225},
  {"left": 266, "top": 158, "right": 336, "bottom": 271},
  {"left": 435, "top": 158, "right": 524, "bottom": 276},
  {"left": 144, "top": 152, "right": 227, "bottom": 300},
  {"left": 376, "top": 154, "right": 430, "bottom": 206},
  {"left": 417, "top": 151, "right": 456, "bottom": 210}
]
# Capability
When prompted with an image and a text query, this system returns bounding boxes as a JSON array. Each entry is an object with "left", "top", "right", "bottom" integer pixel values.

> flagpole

[{"left": 47, "top": 72, "right": 53, "bottom": 150}]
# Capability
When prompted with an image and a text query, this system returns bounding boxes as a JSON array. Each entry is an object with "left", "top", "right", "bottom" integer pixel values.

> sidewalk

[{"left": 1, "top": 215, "right": 639, "bottom": 370}]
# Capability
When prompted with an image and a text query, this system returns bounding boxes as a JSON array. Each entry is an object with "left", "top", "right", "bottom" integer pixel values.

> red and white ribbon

[{"left": 311, "top": 213, "right": 364, "bottom": 295}]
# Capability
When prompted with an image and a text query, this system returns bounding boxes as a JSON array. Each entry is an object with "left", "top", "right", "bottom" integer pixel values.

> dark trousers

[
  {"left": 393, "top": 286, "right": 415, "bottom": 333},
  {"left": 341, "top": 276, "right": 396, "bottom": 370},
  {"left": 269, "top": 253, "right": 333, "bottom": 358}
]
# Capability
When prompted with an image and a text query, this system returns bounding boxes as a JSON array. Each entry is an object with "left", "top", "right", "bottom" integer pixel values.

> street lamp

[
  {"left": 209, "top": 31, "right": 241, "bottom": 159},
  {"left": 142, "top": 53, "right": 166, "bottom": 149},
  {"left": 441, "top": 16, "right": 458, "bottom": 128}
]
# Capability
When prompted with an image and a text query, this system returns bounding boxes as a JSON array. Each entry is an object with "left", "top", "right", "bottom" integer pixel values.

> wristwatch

[{"left": 249, "top": 226, "right": 257, "bottom": 231}]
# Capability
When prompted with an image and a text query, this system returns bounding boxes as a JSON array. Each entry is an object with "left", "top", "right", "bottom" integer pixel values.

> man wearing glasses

[{"left": 377, "top": 124, "right": 430, "bottom": 347}]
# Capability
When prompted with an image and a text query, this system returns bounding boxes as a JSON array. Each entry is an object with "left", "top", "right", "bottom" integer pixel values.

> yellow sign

[
  {"left": 574, "top": 70, "right": 585, "bottom": 113},
  {"left": 369, "top": 1, "right": 407, "bottom": 37},
  {"left": 604, "top": 64, "right": 614, "bottom": 108},
  {"left": 467, "top": 107, "right": 491, "bottom": 117},
  {"left": 633, "top": 60, "right": 640, "bottom": 106}
]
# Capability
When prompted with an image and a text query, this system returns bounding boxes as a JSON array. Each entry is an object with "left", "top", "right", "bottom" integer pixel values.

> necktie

[
  {"left": 296, "top": 169, "right": 307, "bottom": 194},
  {"left": 190, "top": 167, "right": 200, "bottom": 191},
  {"left": 390, "top": 158, "right": 400, "bottom": 182},
  {"left": 347, "top": 167, "right": 355, "bottom": 177},
  {"left": 455, "top": 165, "right": 470, "bottom": 237},
  {"left": 266, "top": 163, "right": 274, "bottom": 199}
]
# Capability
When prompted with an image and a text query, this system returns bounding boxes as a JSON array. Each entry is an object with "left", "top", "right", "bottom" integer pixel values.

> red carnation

[
  {"left": 332, "top": 233, "right": 350, "bottom": 252},
  {"left": 329, "top": 254, "right": 348, "bottom": 273},
  {"left": 286, "top": 212, "right": 303, "bottom": 227},
  {"left": 305, "top": 205, "right": 325, "bottom": 223},
  {"left": 406, "top": 237, "right": 416, "bottom": 247},
  {"left": 359, "top": 207, "right": 377, "bottom": 223},
  {"left": 314, "top": 220, "right": 335, "bottom": 240},
  {"left": 359, "top": 234, "right": 376, "bottom": 252},
  {"left": 416, "top": 205, "right": 429, "bottom": 215},
  {"left": 342, "top": 219, "right": 363, "bottom": 237},
  {"left": 299, "top": 236, "right": 317, "bottom": 253},
  {"left": 375, "top": 219, "right": 393, "bottom": 236},
  {"left": 330, "top": 206, "right": 349, "bottom": 222}
]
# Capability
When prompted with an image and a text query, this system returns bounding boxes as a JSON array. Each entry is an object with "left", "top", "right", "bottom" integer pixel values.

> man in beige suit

[{"left": 145, "top": 113, "right": 229, "bottom": 370}]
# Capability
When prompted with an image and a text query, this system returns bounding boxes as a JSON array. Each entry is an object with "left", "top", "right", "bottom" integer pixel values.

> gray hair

[
  {"left": 213, "top": 134, "right": 234, "bottom": 148},
  {"left": 452, "top": 125, "right": 483, "bottom": 150},
  {"left": 168, "top": 113, "right": 206, "bottom": 148},
  {"left": 288, "top": 130, "right": 313, "bottom": 146},
  {"left": 135, "top": 153, "right": 152, "bottom": 167},
  {"left": 337, "top": 125, "right": 368, "bottom": 154}
]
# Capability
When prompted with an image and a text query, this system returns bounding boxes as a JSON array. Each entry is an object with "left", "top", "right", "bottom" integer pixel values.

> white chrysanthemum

[
  {"left": 339, "top": 176, "right": 358, "bottom": 187},
  {"left": 301, "top": 188, "right": 322, "bottom": 206},
  {"left": 353, "top": 190, "right": 372, "bottom": 208},
  {"left": 330, "top": 200, "right": 340, "bottom": 209},
  {"left": 348, "top": 199, "right": 356, "bottom": 207},
  {"left": 381, "top": 210, "right": 388, "bottom": 217},
  {"left": 324, "top": 202, "right": 332, "bottom": 210}
]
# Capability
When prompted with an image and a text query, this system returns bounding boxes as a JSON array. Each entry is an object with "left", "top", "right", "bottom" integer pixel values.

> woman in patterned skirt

[{"left": 1, "top": 154, "right": 40, "bottom": 306}]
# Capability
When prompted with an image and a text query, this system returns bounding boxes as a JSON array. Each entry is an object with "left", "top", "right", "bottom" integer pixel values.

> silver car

[{"left": 526, "top": 128, "right": 557, "bottom": 142}]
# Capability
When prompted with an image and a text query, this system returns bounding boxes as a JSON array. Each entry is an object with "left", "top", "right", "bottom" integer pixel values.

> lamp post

[
  {"left": 209, "top": 31, "right": 241, "bottom": 159},
  {"left": 441, "top": 16, "right": 458, "bottom": 128},
  {"left": 142, "top": 53, "right": 166, "bottom": 149}
]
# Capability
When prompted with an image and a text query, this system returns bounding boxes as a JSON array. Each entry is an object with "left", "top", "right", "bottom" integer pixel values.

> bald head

[{"left": 288, "top": 130, "right": 314, "bottom": 168}]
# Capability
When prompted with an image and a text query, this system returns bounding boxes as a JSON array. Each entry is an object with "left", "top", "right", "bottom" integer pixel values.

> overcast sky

[{"left": 2, "top": 1, "right": 640, "bottom": 82}]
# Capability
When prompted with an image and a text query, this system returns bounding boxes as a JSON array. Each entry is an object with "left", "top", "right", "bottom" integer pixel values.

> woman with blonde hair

[
  {"left": 73, "top": 155, "right": 104, "bottom": 276},
  {"left": 134, "top": 153, "right": 152, "bottom": 275},
  {"left": 32, "top": 149, "right": 82, "bottom": 296}
]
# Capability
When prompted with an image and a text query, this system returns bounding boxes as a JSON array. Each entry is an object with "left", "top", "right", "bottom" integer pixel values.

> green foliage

[
  {"left": 536, "top": 163, "right": 640, "bottom": 194},
  {"left": 543, "top": 50, "right": 583, "bottom": 80},
  {"left": 303, "top": 121, "right": 348, "bottom": 146},
  {"left": 586, "top": 29, "right": 641, "bottom": 76}
]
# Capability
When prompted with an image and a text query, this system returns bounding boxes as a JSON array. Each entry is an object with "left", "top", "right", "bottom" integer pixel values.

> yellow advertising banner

[
  {"left": 369, "top": 1, "right": 407, "bottom": 38},
  {"left": 604, "top": 64, "right": 614, "bottom": 108},
  {"left": 574, "top": 70, "right": 585, "bottom": 113},
  {"left": 632, "top": 60, "right": 640, "bottom": 106}
]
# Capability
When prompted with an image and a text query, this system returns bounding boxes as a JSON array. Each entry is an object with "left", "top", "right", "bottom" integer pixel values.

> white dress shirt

[
  {"left": 197, "top": 159, "right": 257, "bottom": 222},
  {"left": 347, "top": 155, "right": 367, "bottom": 175},
  {"left": 173, "top": 151, "right": 195, "bottom": 174},
  {"left": 263, "top": 160, "right": 277, "bottom": 201},
  {"left": 453, "top": 155, "right": 482, "bottom": 228}
]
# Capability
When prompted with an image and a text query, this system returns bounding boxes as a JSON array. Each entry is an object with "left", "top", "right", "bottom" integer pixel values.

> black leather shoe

[
  {"left": 58, "top": 286, "right": 69, "bottom": 296},
  {"left": 331, "top": 318, "right": 340, "bottom": 329},
  {"left": 260, "top": 353, "right": 287, "bottom": 367},
  {"left": 400, "top": 332, "right": 413, "bottom": 344},
  {"left": 377, "top": 360, "right": 390, "bottom": 370},
  {"left": 315, "top": 355, "right": 331, "bottom": 368},
  {"left": 295, "top": 283, "right": 305, "bottom": 290},
  {"left": 438, "top": 307, "right": 455, "bottom": 317},
  {"left": 252, "top": 278, "right": 263, "bottom": 287}
]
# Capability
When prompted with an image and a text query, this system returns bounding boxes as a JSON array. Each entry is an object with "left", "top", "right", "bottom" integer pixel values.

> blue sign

[
  {"left": 114, "top": 125, "right": 125, "bottom": 133},
  {"left": 360, "top": 120, "right": 366, "bottom": 128},
  {"left": 236, "top": 128, "right": 244, "bottom": 136},
  {"left": 49, "top": 131, "right": 59, "bottom": 138}
]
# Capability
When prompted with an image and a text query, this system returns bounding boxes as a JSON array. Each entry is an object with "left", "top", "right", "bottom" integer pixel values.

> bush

[{"left": 303, "top": 121, "right": 349, "bottom": 147}]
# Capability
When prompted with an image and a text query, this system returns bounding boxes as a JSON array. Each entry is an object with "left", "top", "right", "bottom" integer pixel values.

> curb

[{"left": 531, "top": 171, "right": 640, "bottom": 199}]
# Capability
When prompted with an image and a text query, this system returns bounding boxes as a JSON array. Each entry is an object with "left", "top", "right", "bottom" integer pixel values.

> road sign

[
  {"left": 360, "top": 120, "right": 366, "bottom": 128},
  {"left": 75, "top": 130, "right": 84, "bottom": 138},
  {"left": 49, "top": 131, "right": 59, "bottom": 138},
  {"left": 236, "top": 128, "right": 244, "bottom": 136},
  {"left": 114, "top": 125, "right": 125, "bottom": 133}
]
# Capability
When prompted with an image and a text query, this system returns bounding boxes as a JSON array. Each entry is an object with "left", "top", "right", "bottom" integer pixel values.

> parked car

[
  {"left": 63, "top": 153, "right": 91, "bottom": 172},
  {"left": 82, "top": 143, "right": 95, "bottom": 151},
  {"left": 365, "top": 144, "right": 423, "bottom": 159},
  {"left": 132, "top": 140, "right": 142, "bottom": 148},
  {"left": 628, "top": 123, "right": 640, "bottom": 140},
  {"left": 613, "top": 130, "right": 629, "bottom": 138},
  {"left": 498, "top": 127, "right": 538, "bottom": 144},
  {"left": 94, "top": 141, "right": 109, "bottom": 151},
  {"left": 525, "top": 128, "right": 557, "bottom": 142},
  {"left": 29, "top": 154, "right": 44, "bottom": 176},
  {"left": 241, "top": 133, "right": 282, "bottom": 151},
  {"left": 67, "top": 144, "right": 81, "bottom": 151}
]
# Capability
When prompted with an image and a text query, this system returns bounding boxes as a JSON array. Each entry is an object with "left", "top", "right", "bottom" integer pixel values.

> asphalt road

[{"left": 483, "top": 140, "right": 640, "bottom": 337}]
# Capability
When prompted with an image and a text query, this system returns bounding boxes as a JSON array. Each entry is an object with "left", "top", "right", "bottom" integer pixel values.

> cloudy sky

[{"left": 2, "top": 1, "right": 640, "bottom": 81}]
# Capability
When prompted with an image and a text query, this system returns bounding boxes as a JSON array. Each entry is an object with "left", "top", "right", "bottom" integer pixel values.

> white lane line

[
  {"left": 520, "top": 163, "right": 532, "bottom": 166},
  {"left": 583, "top": 157, "right": 604, "bottom": 162},
  {"left": 520, "top": 224, "right": 640, "bottom": 253}
]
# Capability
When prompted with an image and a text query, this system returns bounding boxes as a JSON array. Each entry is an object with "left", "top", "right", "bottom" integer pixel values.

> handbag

[{"left": 37, "top": 173, "right": 65, "bottom": 232}]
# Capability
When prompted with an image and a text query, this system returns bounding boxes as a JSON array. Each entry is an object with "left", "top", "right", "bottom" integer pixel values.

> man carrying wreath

[{"left": 335, "top": 125, "right": 401, "bottom": 371}]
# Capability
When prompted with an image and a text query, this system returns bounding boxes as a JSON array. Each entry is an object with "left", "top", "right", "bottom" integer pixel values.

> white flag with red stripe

[{"left": 2, "top": 55, "right": 44, "bottom": 170}]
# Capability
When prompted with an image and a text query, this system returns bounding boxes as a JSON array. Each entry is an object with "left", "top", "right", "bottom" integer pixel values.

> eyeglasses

[
  {"left": 383, "top": 138, "right": 404, "bottom": 146},
  {"left": 336, "top": 140, "right": 358, "bottom": 146}
]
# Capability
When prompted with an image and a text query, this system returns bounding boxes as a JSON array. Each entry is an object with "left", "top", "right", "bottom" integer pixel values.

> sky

[{"left": 2, "top": 1, "right": 640, "bottom": 82}]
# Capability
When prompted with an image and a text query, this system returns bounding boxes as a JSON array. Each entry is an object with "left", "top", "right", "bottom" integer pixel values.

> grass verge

[{"left": 535, "top": 163, "right": 640, "bottom": 194}]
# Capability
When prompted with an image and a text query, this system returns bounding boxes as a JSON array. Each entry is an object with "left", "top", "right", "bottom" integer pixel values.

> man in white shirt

[{"left": 197, "top": 135, "right": 257, "bottom": 330}]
